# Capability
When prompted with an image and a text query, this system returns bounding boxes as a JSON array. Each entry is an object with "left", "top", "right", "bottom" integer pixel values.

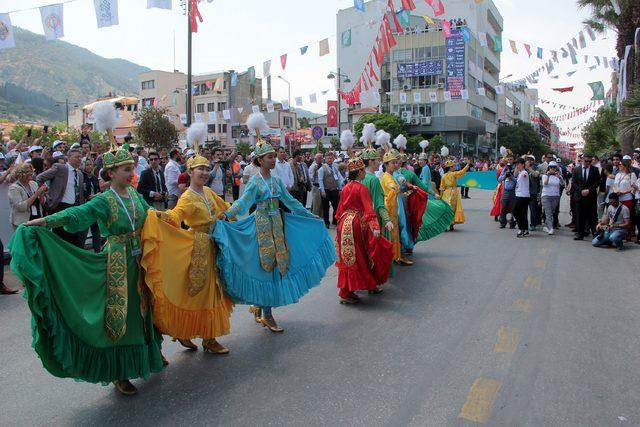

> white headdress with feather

[
  {"left": 247, "top": 112, "right": 269, "bottom": 137},
  {"left": 393, "top": 134, "right": 407, "bottom": 152},
  {"left": 360, "top": 123, "right": 376, "bottom": 147},
  {"left": 419, "top": 140, "right": 429, "bottom": 153},
  {"left": 92, "top": 101, "right": 117, "bottom": 149},
  {"left": 186, "top": 122, "right": 207, "bottom": 153},
  {"left": 375, "top": 130, "right": 391, "bottom": 151},
  {"left": 340, "top": 130, "right": 355, "bottom": 152},
  {"left": 440, "top": 146, "right": 449, "bottom": 157}
]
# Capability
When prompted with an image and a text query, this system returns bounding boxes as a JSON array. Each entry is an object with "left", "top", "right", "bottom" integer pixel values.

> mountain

[
  {"left": 294, "top": 108, "right": 323, "bottom": 119},
  {"left": 0, "top": 27, "right": 150, "bottom": 123}
]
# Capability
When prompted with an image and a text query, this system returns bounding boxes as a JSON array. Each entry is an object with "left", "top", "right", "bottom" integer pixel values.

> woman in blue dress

[{"left": 215, "top": 114, "right": 335, "bottom": 333}]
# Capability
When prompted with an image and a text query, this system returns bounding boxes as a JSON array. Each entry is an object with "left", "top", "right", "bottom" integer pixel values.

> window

[
  {"left": 217, "top": 102, "right": 226, "bottom": 112},
  {"left": 207, "top": 124, "right": 216, "bottom": 133},
  {"left": 505, "top": 98, "right": 514, "bottom": 109},
  {"left": 207, "top": 102, "right": 215, "bottom": 112},
  {"left": 196, "top": 103, "right": 205, "bottom": 113},
  {"left": 141, "top": 80, "right": 155, "bottom": 90},
  {"left": 283, "top": 116, "right": 293, "bottom": 128},
  {"left": 218, "top": 124, "right": 227, "bottom": 133},
  {"left": 482, "top": 109, "right": 496, "bottom": 123},
  {"left": 142, "top": 98, "right": 155, "bottom": 107},
  {"left": 392, "top": 49, "right": 413, "bottom": 62}
]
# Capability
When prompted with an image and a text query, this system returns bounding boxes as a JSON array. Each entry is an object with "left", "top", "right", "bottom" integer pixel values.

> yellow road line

[
  {"left": 493, "top": 326, "right": 521, "bottom": 353},
  {"left": 511, "top": 298, "right": 534, "bottom": 313},
  {"left": 524, "top": 275, "right": 542, "bottom": 289},
  {"left": 459, "top": 377, "right": 503, "bottom": 424}
]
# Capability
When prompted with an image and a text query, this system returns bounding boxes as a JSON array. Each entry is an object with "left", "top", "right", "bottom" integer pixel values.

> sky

[{"left": 2, "top": 0, "right": 617, "bottom": 142}]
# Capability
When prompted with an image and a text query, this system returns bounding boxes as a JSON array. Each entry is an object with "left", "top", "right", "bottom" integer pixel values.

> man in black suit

[
  {"left": 570, "top": 154, "right": 600, "bottom": 240},
  {"left": 137, "top": 151, "right": 168, "bottom": 210}
]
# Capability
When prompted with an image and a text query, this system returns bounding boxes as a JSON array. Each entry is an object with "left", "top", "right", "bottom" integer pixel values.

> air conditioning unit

[
  {"left": 421, "top": 116, "right": 432, "bottom": 125},
  {"left": 437, "top": 83, "right": 445, "bottom": 89},
  {"left": 401, "top": 111, "right": 412, "bottom": 122},
  {"left": 410, "top": 118, "right": 420, "bottom": 125},
  {"left": 402, "top": 84, "right": 412, "bottom": 91}
]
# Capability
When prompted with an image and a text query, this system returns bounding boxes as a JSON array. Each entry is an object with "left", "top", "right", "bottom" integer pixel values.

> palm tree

[{"left": 619, "top": 85, "right": 640, "bottom": 141}]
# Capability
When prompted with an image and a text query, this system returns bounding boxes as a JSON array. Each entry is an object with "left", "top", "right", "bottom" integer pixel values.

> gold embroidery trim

[
  {"left": 340, "top": 211, "right": 357, "bottom": 267},
  {"left": 188, "top": 231, "right": 210, "bottom": 296}
]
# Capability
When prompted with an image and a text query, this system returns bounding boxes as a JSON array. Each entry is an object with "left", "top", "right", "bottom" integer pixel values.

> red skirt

[
  {"left": 490, "top": 183, "right": 504, "bottom": 217},
  {"left": 407, "top": 187, "right": 428, "bottom": 242},
  {"left": 336, "top": 211, "right": 394, "bottom": 293}
]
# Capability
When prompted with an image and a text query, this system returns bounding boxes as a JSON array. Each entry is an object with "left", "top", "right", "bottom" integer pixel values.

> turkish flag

[
  {"left": 388, "top": 0, "right": 403, "bottom": 32},
  {"left": 402, "top": 0, "right": 416, "bottom": 10},
  {"left": 382, "top": 16, "right": 397, "bottom": 48},
  {"left": 327, "top": 101, "right": 338, "bottom": 128}
]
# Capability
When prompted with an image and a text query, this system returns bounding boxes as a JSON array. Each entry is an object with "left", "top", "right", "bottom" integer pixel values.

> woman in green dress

[{"left": 9, "top": 148, "right": 164, "bottom": 396}]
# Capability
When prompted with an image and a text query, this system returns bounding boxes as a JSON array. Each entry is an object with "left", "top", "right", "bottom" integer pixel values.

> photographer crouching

[{"left": 592, "top": 192, "right": 631, "bottom": 251}]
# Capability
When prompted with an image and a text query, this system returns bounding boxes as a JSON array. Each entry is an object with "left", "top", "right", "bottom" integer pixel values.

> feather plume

[
  {"left": 440, "top": 146, "right": 449, "bottom": 157},
  {"left": 93, "top": 101, "right": 117, "bottom": 133},
  {"left": 500, "top": 146, "right": 507, "bottom": 156},
  {"left": 340, "top": 130, "right": 355, "bottom": 151},
  {"left": 186, "top": 122, "right": 207, "bottom": 149},
  {"left": 247, "top": 112, "right": 268, "bottom": 134},
  {"left": 375, "top": 130, "right": 391, "bottom": 150},
  {"left": 419, "top": 140, "right": 429, "bottom": 150},
  {"left": 360, "top": 123, "right": 376, "bottom": 144},
  {"left": 393, "top": 134, "right": 407, "bottom": 150}
]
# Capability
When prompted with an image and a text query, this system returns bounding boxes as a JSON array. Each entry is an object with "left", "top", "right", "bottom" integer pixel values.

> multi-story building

[
  {"left": 337, "top": 0, "right": 504, "bottom": 157},
  {"left": 139, "top": 70, "right": 187, "bottom": 130},
  {"left": 497, "top": 85, "right": 532, "bottom": 125},
  {"left": 532, "top": 107, "right": 552, "bottom": 146}
]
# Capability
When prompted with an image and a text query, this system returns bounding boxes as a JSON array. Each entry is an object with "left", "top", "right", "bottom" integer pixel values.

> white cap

[
  {"left": 52, "top": 151, "right": 64, "bottom": 159},
  {"left": 28, "top": 145, "right": 43, "bottom": 153},
  {"left": 0, "top": 152, "right": 5, "bottom": 160},
  {"left": 186, "top": 149, "right": 195, "bottom": 157},
  {"left": 52, "top": 140, "right": 63, "bottom": 148},
  {"left": 623, "top": 155, "right": 632, "bottom": 160},
  {"left": 70, "top": 142, "right": 80, "bottom": 149},
  {"left": 548, "top": 161, "right": 558, "bottom": 167}
]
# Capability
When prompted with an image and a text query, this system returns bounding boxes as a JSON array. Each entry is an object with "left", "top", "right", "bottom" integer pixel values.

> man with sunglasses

[
  {"left": 138, "top": 151, "right": 168, "bottom": 210},
  {"left": 570, "top": 154, "right": 600, "bottom": 240}
]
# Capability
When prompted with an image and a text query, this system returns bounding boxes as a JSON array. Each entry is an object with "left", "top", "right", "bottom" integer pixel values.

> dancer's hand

[
  {"left": 25, "top": 218, "right": 47, "bottom": 227},
  {"left": 385, "top": 221, "right": 394, "bottom": 231},
  {"left": 218, "top": 213, "right": 227, "bottom": 221},
  {"left": 373, "top": 230, "right": 381, "bottom": 239}
]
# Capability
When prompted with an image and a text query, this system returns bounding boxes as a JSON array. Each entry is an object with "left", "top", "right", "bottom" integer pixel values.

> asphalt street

[{"left": 1, "top": 190, "right": 639, "bottom": 426}]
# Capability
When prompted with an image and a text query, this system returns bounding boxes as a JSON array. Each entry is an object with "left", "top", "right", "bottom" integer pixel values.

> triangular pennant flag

[
  {"left": 231, "top": 72, "right": 238, "bottom": 87},
  {"left": 553, "top": 87, "right": 574, "bottom": 93},
  {"left": 369, "top": 57, "right": 379, "bottom": 81},
  {"left": 572, "top": 38, "right": 578, "bottom": 48},
  {"left": 461, "top": 26, "right": 471, "bottom": 43},
  {"left": 248, "top": 66, "right": 256, "bottom": 84},
  {"left": 389, "top": 0, "right": 403, "bottom": 32},
  {"left": 263, "top": 60, "right": 271, "bottom": 78},
  {"left": 300, "top": 45, "right": 308, "bottom": 55},
  {"left": 322, "top": 90, "right": 329, "bottom": 95},
  {"left": 280, "top": 101, "right": 289, "bottom": 111},
  {"left": 252, "top": 105, "right": 260, "bottom": 113},
  {"left": 478, "top": 32, "right": 488, "bottom": 47},
  {"left": 401, "top": 0, "right": 416, "bottom": 10},
  {"left": 595, "top": 56, "right": 601, "bottom": 66},
  {"left": 238, "top": 107, "right": 244, "bottom": 114},
  {"left": 94, "top": 0, "right": 119, "bottom": 28},
  {"left": 585, "top": 26, "right": 596, "bottom": 41},
  {"left": 495, "top": 85, "right": 504, "bottom": 95},
  {"left": 578, "top": 31, "right": 586, "bottom": 48},
  {"left": 610, "top": 0, "right": 621, "bottom": 15},
  {"left": 588, "top": 81, "right": 604, "bottom": 100},
  {"left": 40, "top": 4, "right": 64, "bottom": 40},
  {"left": 373, "top": 41, "right": 383, "bottom": 66},
  {"left": 477, "top": 87, "right": 486, "bottom": 96},
  {"left": 537, "top": 47, "right": 543, "bottom": 59},
  {"left": 309, "top": 93, "right": 317, "bottom": 103},
  {"left": 509, "top": 40, "right": 518, "bottom": 54},
  {"left": 280, "top": 54, "right": 287, "bottom": 70},
  {"left": 551, "top": 50, "right": 558, "bottom": 63},
  {"left": 397, "top": 10, "right": 410, "bottom": 27},
  {"left": 492, "top": 34, "right": 502, "bottom": 52},
  {"left": 341, "top": 29, "right": 352, "bottom": 47},
  {"left": 382, "top": 16, "right": 397, "bottom": 48},
  {"left": 524, "top": 44, "right": 532, "bottom": 57},
  {"left": 441, "top": 19, "right": 452, "bottom": 38},
  {"left": 295, "top": 97, "right": 303, "bottom": 106},
  {"left": 423, "top": 15, "right": 435, "bottom": 25},
  {"left": 354, "top": 0, "right": 365, "bottom": 12},
  {"left": 319, "top": 38, "right": 330, "bottom": 56}
]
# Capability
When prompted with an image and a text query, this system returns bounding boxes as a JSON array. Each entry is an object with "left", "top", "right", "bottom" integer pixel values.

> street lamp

[
  {"left": 54, "top": 99, "right": 80, "bottom": 129},
  {"left": 493, "top": 74, "right": 514, "bottom": 161},
  {"left": 327, "top": 69, "right": 351, "bottom": 136}
]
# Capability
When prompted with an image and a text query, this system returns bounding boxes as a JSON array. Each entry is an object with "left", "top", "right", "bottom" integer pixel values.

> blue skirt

[
  {"left": 213, "top": 213, "right": 335, "bottom": 307},
  {"left": 397, "top": 195, "right": 414, "bottom": 253}
]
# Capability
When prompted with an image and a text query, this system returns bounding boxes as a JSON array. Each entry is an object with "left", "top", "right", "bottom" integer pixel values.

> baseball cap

[
  {"left": 52, "top": 151, "right": 64, "bottom": 159},
  {"left": 623, "top": 155, "right": 632, "bottom": 160},
  {"left": 28, "top": 145, "right": 43, "bottom": 153},
  {"left": 70, "top": 142, "right": 80, "bottom": 150},
  {"left": 52, "top": 140, "right": 63, "bottom": 149},
  {"left": 549, "top": 161, "right": 558, "bottom": 167}
]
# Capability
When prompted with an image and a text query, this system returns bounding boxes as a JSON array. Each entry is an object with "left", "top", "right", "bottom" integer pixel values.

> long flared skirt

[
  {"left": 441, "top": 188, "right": 466, "bottom": 224},
  {"left": 141, "top": 213, "right": 233, "bottom": 340},
  {"left": 9, "top": 226, "right": 164, "bottom": 384},
  {"left": 213, "top": 212, "right": 335, "bottom": 308},
  {"left": 417, "top": 199, "right": 455, "bottom": 241},
  {"left": 336, "top": 213, "right": 393, "bottom": 292},
  {"left": 490, "top": 183, "right": 504, "bottom": 217}
]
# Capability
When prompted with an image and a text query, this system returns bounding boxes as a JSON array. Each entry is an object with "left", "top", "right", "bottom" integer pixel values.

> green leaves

[
  {"left": 582, "top": 105, "right": 619, "bottom": 157},
  {"left": 134, "top": 106, "right": 178, "bottom": 150}
]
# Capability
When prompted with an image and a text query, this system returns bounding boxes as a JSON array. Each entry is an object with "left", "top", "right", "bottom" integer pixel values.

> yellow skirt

[
  {"left": 141, "top": 213, "right": 233, "bottom": 340},
  {"left": 441, "top": 188, "right": 465, "bottom": 224}
]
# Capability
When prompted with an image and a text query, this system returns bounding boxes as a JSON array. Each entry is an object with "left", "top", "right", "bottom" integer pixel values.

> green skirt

[
  {"left": 9, "top": 226, "right": 164, "bottom": 384},
  {"left": 417, "top": 199, "right": 455, "bottom": 242}
]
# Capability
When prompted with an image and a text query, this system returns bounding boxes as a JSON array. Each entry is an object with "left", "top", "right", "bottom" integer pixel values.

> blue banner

[
  {"left": 457, "top": 171, "right": 498, "bottom": 190},
  {"left": 445, "top": 29, "right": 465, "bottom": 99},
  {"left": 397, "top": 60, "right": 443, "bottom": 78}
]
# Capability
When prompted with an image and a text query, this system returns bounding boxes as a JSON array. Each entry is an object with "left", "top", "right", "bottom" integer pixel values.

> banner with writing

[
  {"left": 397, "top": 60, "right": 443, "bottom": 78},
  {"left": 445, "top": 29, "right": 465, "bottom": 99}
]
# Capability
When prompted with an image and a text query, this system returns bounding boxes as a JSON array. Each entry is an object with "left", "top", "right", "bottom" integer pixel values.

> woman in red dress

[
  {"left": 335, "top": 156, "right": 393, "bottom": 304},
  {"left": 490, "top": 150, "right": 512, "bottom": 221}
]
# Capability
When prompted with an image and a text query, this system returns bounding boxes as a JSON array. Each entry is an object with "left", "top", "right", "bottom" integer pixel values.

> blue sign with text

[{"left": 397, "top": 60, "right": 443, "bottom": 78}]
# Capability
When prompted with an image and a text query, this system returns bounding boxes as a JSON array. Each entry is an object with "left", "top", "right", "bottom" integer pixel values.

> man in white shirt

[
  {"left": 513, "top": 158, "right": 530, "bottom": 237},
  {"left": 164, "top": 148, "right": 182, "bottom": 209},
  {"left": 273, "top": 147, "right": 294, "bottom": 190},
  {"left": 307, "top": 153, "right": 324, "bottom": 216},
  {"left": 317, "top": 151, "right": 344, "bottom": 228}
]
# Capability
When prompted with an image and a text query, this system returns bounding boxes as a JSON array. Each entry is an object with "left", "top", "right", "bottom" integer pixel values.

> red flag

[
  {"left": 189, "top": 0, "right": 203, "bottom": 33},
  {"left": 552, "top": 87, "right": 574, "bottom": 93},
  {"left": 373, "top": 43, "right": 383, "bottom": 66},
  {"left": 401, "top": 0, "right": 416, "bottom": 10},
  {"left": 388, "top": 0, "right": 403, "bottom": 32},
  {"left": 524, "top": 44, "right": 532, "bottom": 57},
  {"left": 380, "top": 25, "right": 390, "bottom": 53},
  {"left": 327, "top": 100, "right": 338, "bottom": 128},
  {"left": 362, "top": 74, "right": 370, "bottom": 91},
  {"left": 441, "top": 19, "right": 451, "bottom": 38},
  {"left": 375, "top": 36, "right": 386, "bottom": 62},
  {"left": 369, "top": 57, "right": 379, "bottom": 81},
  {"left": 427, "top": 0, "right": 445, "bottom": 17},
  {"left": 382, "top": 15, "right": 397, "bottom": 48},
  {"left": 365, "top": 69, "right": 374, "bottom": 87},
  {"left": 280, "top": 54, "right": 287, "bottom": 70}
]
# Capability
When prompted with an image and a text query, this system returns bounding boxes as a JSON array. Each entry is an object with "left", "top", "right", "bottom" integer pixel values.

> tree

[
  {"left": 330, "top": 136, "right": 341, "bottom": 151},
  {"left": 353, "top": 113, "right": 407, "bottom": 146},
  {"left": 582, "top": 105, "right": 620, "bottom": 157},
  {"left": 619, "top": 85, "right": 640, "bottom": 148},
  {"left": 429, "top": 135, "right": 446, "bottom": 156},
  {"left": 297, "top": 117, "right": 310, "bottom": 129},
  {"left": 134, "top": 107, "right": 178, "bottom": 150},
  {"left": 236, "top": 141, "right": 252, "bottom": 157},
  {"left": 497, "top": 120, "right": 547, "bottom": 158}
]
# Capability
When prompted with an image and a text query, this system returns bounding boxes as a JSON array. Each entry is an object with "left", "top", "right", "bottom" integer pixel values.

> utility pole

[
  {"left": 54, "top": 98, "right": 79, "bottom": 129},
  {"left": 186, "top": 0, "right": 193, "bottom": 127}
]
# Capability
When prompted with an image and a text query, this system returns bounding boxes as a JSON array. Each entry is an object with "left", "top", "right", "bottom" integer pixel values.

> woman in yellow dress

[
  {"left": 378, "top": 130, "right": 413, "bottom": 266},
  {"left": 439, "top": 157, "right": 470, "bottom": 230},
  {"left": 141, "top": 124, "right": 233, "bottom": 354}
]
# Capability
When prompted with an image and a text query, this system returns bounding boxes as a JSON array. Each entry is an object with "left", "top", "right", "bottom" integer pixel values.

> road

[{"left": 1, "top": 190, "right": 639, "bottom": 426}]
